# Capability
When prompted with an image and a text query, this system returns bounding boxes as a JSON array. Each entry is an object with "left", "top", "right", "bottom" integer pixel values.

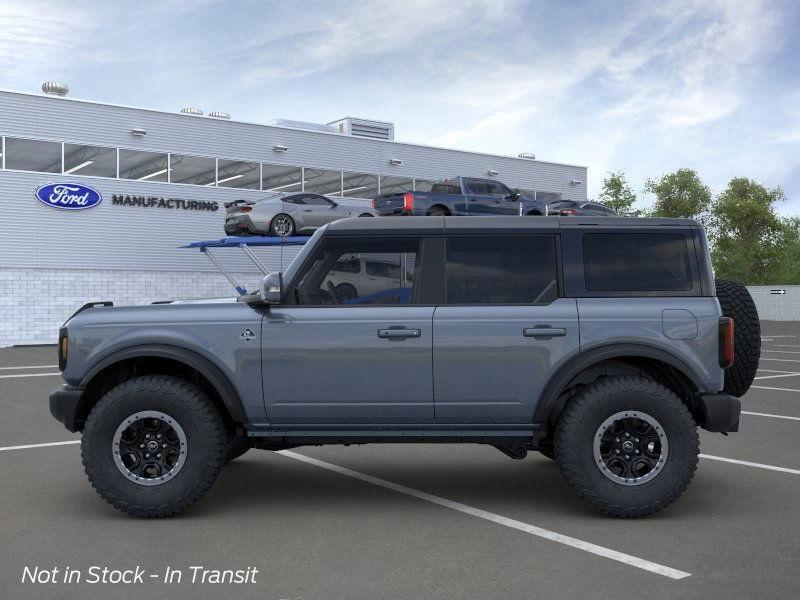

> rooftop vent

[
  {"left": 208, "top": 111, "right": 230, "bottom": 119},
  {"left": 329, "top": 117, "right": 394, "bottom": 141},
  {"left": 180, "top": 107, "right": 203, "bottom": 116},
  {"left": 518, "top": 152, "right": 536, "bottom": 160},
  {"left": 269, "top": 119, "right": 337, "bottom": 134},
  {"left": 42, "top": 82, "right": 69, "bottom": 96}
]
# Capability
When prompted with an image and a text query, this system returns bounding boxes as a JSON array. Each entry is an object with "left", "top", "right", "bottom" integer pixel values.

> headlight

[{"left": 58, "top": 327, "right": 68, "bottom": 371}]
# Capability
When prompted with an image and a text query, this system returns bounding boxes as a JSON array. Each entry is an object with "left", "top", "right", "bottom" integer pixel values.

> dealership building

[{"left": 0, "top": 84, "right": 588, "bottom": 346}]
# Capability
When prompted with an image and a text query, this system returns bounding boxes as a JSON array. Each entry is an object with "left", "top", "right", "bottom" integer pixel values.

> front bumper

[
  {"left": 49, "top": 384, "right": 85, "bottom": 433},
  {"left": 698, "top": 392, "right": 741, "bottom": 432}
]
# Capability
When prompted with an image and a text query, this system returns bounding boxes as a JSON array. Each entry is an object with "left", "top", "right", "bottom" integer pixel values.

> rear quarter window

[{"left": 583, "top": 233, "right": 693, "bottom": 292}]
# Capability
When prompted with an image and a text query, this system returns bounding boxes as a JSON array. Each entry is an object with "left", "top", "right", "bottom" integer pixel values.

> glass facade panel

[
  {"left": 119, "top": 149, "right": 169, "bottom": 182},
  {"left": 342, "top": 171, "right": 379, "bottom": 198},
  {"left": 304, "top": 168, "right": 342, "bottom": 196},
  {"left": 262, "top": 163, "right": 303, "bottom": 193},
  {"left": 217, "top": 159, "right": 260, "bottom": 189},
  {"left": 379, "top": 175, "right": 413, "bottom": 195},
  {"left": 170, "top": 154, "right": 216, "bottom": 186},
  {"left": 4, "top": 138, "right": 61, "bottom": 173},
  {"left": 63, "top": 144, "right": 116, "bottom": 177}
]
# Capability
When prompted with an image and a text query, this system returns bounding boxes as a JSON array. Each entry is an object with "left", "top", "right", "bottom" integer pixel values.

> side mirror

[
  {"left": 260, "top": 272, "right": 283, "bottom": 304},
  {"left": 330, "top": 201, "right": 338, "bottom": 208}
]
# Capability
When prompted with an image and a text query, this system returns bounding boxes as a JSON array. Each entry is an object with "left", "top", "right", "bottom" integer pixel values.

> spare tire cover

[{"left": 715, "top": 279, "right": 761, "bottom": 397}]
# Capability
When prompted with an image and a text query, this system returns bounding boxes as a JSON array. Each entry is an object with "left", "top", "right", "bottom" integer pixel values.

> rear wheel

[
  {"left": 555, "top": 376, "right": 698, "bottom": 518},
  {"left": 81, "top": 375, "right": 226, "bottom": 518},
  {"left": 427, "top": 206, "right": 449, "bottom": 216},
  {"left": 358, "top": 213, "right": 374, "bottom": 217},
  {"left": 269, "top": 214, "right": 295, "bottom": 237},
  {"left": 715, "top": 279, "right": 760, "bottom": 397}
]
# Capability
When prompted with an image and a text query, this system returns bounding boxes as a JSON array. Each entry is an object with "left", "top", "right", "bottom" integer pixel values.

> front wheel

[
  {"left": 555, "top": 376, "right": 698, "bottom": 518},
  {"left": 81, "top": 375, "right": 227, "bottom": 518}
]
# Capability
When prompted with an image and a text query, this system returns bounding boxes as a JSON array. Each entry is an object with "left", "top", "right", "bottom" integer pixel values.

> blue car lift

[{"left": 182, "top": 236, "right": 308, "bottom": 295}]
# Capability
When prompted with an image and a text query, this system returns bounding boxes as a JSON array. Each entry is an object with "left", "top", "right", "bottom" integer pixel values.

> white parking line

[
  {"left": 762, "top": 350, "right": 800, "bottom": 355},
  {"left": 754, "top": 372, "right": 800, "bottom": 380},
  {"left": 700, "top": 454, "right": 800, "bottom": 475},
  {"left": 0, "top": 440, "right": 80, "bottom": 452},
  {"left": 0, "top": 372, "right": 61, "bottom": 379},
  {"left": 762, "top": 335, "right": 796, "bottom": 338},
  {"left": 758, "top": 357, "right": 800, "bottom": 364},
  {"left": 742, "top": 410, "right": 800, "bottom": 421},
  {"left": 751, "top": 385, "right": 800, "bottom": 393},
  {"left": 277, "top": 450, "right": 692, "bottom": 580},
  {"left": 768, "top": 344, "right": 800, "bottom": 349},
  {"left": 0, "top": 365, "right": 58, "bottom": 370}
]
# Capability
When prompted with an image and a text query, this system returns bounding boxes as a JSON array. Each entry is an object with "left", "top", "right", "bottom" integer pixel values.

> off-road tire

[
  {"left": 225, "top": 436, "right": 252, "bottom": 462},
  {"left": 81, "top": 375, "right": 226, "bottom": 518},
  {"left": 555, "top": 376, "right": 699, "bottom": 518},
  {"left": 715, "top": 278, "right": 760, "bottom": 397}
]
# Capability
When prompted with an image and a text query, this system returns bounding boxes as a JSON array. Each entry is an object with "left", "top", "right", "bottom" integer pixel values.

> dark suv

[{"left": 50, "top": 217, "right": 760, "bottom": 518}]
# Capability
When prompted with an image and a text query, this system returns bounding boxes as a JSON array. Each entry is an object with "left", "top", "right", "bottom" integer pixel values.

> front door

[
  {"left": 464, "top": 179, "right": 519, "bottom": 215},
  {"left": 300, "top": 194, "right": 346, "bottom": 228},
  {"left": 262, "top": 235, "right": 433, "bottom": 425},
  {"left": 433, "top": 234, "right": 579, "bottom": 423}
]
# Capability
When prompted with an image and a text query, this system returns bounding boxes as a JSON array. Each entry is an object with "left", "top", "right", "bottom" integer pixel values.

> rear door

[{"left": 433, "top": 235, "right": 579, "bottom": 423}]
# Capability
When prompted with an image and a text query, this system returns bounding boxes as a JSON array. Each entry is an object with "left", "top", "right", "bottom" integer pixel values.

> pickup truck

[{"left": 372, "top": 177, "right": 547, "bottom": 217}]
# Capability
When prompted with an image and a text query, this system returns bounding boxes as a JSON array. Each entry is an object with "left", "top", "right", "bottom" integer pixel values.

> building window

[
  {"left": 379, "top": 175, "right": 413, "bottom": 195},
  {"left": 170, "top": 154, "right": 216, "bottom": 186},
  {"left": 262, "top": 163, "right": 302, "bottom": 193},
  {"left": 4, "top": 137, "right": 61, "bottom": 173},
  {"left": 63, "top": 144, "right": 117, "bottom": 177},
  {"left": 304, "top": 168, "right": 342, "bottom": 196},
  {"left": 119, "top": 149, "right": 169, "bottom": 182},
  {"left": 217, "top": 159, "right": 260, "bottom": 189},
  {"left": 342, "top": 171, "right": 379, "bottom": 198},
  {"left": 414, "top": 178, "right": 436, "bottom": 192}
]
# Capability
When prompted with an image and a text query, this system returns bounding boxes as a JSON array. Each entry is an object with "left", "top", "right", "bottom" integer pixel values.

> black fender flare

[
  {"left": 532, "top": 343, "right": 704, "bottom": 424},
  {"left": 79, "top": 344, "right": 247, "bottom": 423}
]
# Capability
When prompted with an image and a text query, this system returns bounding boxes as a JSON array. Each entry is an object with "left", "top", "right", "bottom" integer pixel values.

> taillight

[
  {"left": 240, "top": 206, "right": 252, "bottom": 213},
  {"left": 402, "top": 193, "right": 414, "bottom": 213},
  {"left": 558, "top": 209, "right": 579, "bottom": 216},
  {"left": 58, "top": 327, "right": 68, "bottom": 371},
  {"left": 371, "top": 198, "right": 377, "bottom": 209},
  {"left": 719, "top": 317, "right": 735, "bottom": 368}
]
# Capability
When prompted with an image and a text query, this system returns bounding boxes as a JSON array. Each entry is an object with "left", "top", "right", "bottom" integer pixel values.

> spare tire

[{"left": 715, "top": 279, "right": 760, "bottom": 397}]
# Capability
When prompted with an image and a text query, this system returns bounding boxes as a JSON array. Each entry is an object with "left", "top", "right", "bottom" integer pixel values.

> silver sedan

[{"left": 224, "top": 192, "right": 377, "bottom": 236}]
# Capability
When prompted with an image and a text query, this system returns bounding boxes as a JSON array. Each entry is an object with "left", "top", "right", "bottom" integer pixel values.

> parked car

[
  {"left": 548, "top": 199, "right": 618, "bottom": 216},
  {"left": 224, "top": 192, "right": 377, "bottom": 236},
  {"left": 372, "top": 177, "right": 547, "bottom": 217},
  {"left": 51, "top": 216, "right": 760, "bottom": 518},
  {"left": 324, "top": 255, "right": 414, "bottom": 303}
]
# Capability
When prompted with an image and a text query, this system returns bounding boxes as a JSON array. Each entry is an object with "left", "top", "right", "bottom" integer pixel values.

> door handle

[
  {"left": 378, "top": 328, "right": 421, "bottom": 339},
  {"left": 523, "top": 327, "right": 566, "bottom": 338},
  {"left": 303, "top": 209, "right": 313, "bottom": 212}
]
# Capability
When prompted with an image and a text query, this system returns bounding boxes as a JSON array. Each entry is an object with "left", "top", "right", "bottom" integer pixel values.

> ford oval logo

[{"left": 34, "top": 183, "right": 102, "bottom": 210}]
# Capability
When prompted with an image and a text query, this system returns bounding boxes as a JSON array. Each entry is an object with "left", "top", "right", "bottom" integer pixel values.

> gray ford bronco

[{"left": 49, "top": 216, "right": 760, "bottom": 518}]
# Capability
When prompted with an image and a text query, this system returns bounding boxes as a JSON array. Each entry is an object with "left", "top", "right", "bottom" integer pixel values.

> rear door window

[
  {"left": 583, "top": 233, "right": 693, "bottom": 291},
  {"left": 445, "top": 236, "right": 559, "bottom": 304}
]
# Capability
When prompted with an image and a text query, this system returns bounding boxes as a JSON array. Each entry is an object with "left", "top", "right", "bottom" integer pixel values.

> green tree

[
  {"left": 644, "top": 168, "right": 711, "bottom": 219},
  {"left": 598, "top": 171, "right": 641, "bottom": 216},
  {"left": 709, "top": 177, "right": 791, "bottom": 284}
]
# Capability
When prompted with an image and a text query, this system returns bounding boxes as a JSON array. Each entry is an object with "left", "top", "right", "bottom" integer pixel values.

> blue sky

[{"left": 2, "top": 0, "right": 799, "bottom": 212}]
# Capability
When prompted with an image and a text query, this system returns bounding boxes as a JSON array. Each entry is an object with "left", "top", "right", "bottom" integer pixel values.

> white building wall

[
  {"left": 1, "top": 268, "right": 266, "bottom": 346},
  {"left": 746, "top": 286, "right": 800, "bottom": 321}
]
